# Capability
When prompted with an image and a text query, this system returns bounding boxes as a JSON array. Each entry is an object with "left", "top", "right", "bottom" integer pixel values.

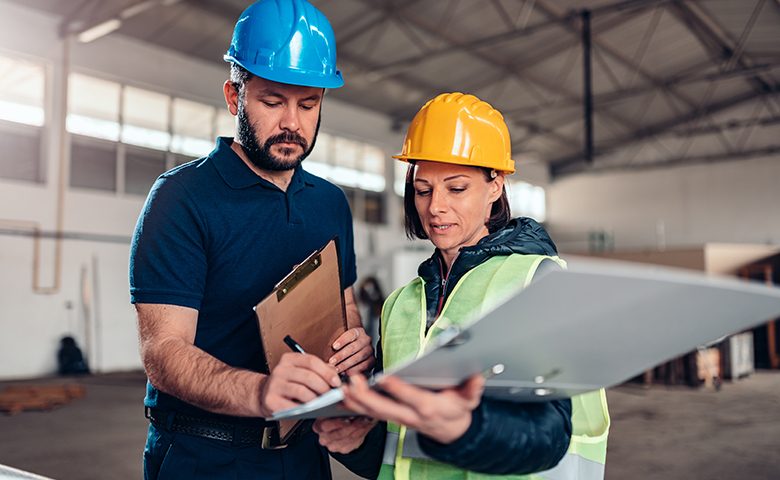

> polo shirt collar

[{"left": 211, "top": 137, "right": 315, "bottom": 192}]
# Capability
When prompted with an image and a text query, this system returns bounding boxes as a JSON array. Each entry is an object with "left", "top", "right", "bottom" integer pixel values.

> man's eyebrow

[
  {"left": 257, "top": 90, "right": 321, "bottom": 102},
  {"left": 258, "top": 90, "right": 285, "bottom": 98}
]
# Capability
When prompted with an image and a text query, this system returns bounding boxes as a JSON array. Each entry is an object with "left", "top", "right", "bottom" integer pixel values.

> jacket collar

[{"left": 418, "top": 217, "right": 559, "bottom": 285}]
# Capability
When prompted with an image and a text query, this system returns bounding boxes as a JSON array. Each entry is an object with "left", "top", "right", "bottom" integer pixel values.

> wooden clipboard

[{"left": 254, "top": 237, "right": 347, "bottom": 444}]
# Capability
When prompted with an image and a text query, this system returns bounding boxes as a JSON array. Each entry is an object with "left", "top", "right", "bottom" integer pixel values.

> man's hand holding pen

[
  {"left": 260, "top": 328, "right": 374, "bottom": 418},
  {"left": 258, "top": 351, "right": 342, "bottom": 418}
]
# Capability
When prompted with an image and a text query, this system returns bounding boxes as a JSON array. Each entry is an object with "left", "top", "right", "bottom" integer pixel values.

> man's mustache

[{"left": 265, "top": 132, "right": 307, "bottom": 150}]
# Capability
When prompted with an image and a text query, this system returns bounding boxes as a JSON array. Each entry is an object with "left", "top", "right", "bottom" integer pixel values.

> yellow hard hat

[{"left": 393, "top": 92, "right": 515, "bottom": 174}]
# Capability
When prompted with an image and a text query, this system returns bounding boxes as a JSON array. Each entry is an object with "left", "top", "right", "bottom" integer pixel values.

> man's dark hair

[
  {"left": 403, "top": 163, "right": 511, "bottom": 240},
  {"left": 230, "top": 63, "right": 252, "bottom": 103}
]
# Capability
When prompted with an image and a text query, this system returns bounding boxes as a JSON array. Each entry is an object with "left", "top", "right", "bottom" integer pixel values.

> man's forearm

[
  {"left": 344, "top": 287, "right": 362, "bottom": 329},
  {"left": 143, "top": 335, "right": 266, "bottom": 417}
]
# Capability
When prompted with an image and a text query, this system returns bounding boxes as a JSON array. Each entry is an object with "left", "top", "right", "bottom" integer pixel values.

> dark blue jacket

[{"left": 333, "top": 218, "right": 572, "bottom": 478}]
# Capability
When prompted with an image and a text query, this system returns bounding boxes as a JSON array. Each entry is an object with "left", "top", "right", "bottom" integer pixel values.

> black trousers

[{"left": 143, "top": 423, "right": 333, "bottom": 479}]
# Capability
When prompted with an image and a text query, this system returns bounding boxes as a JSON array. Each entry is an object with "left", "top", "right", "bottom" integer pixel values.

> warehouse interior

[{"left": 0, "top": 0, "right": 778, "bottom": 478}]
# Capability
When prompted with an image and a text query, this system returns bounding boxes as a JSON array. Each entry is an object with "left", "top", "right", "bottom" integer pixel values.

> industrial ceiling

[{"left": 10, "top": 0, "right": 780, "bottom": 179}]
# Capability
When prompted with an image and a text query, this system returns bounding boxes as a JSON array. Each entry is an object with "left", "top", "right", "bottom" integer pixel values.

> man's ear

[{"left": 223, "top": 80, "right": 239, "bottom": 116}]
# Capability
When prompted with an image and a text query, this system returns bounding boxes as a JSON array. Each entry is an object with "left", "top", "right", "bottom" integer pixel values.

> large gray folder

[{"left": 270, "top": 257, "right": 780, "bottom": 421}]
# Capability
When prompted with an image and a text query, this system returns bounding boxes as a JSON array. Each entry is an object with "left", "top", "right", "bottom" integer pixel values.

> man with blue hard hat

[{"left": 129, "top": 1, "right": 372, "bottom": 478}]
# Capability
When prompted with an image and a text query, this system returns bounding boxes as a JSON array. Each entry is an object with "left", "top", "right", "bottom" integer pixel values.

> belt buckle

[{"left": 261, "top": 423, "right": 287, "bottom": 450}]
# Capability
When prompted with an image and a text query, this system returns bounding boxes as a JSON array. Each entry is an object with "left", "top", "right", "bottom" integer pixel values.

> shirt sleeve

[{"left": 129, "top": 175, "right": 208, "bottom": 310}]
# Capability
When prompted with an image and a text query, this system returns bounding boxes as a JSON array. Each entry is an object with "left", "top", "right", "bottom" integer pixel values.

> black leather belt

[{"left": 145, "top": 407, "right": 286, "bottom": 449}]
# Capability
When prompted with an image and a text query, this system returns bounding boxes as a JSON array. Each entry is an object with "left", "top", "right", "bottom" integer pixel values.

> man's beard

[{"left": 236, "top": 102, "right": 320, "bottom": 172}]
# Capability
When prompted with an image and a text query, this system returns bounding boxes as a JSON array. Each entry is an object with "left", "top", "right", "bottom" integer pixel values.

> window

[
  {"left": 61, "top": 72, "right": 391, "bottom": 207},
  {"left": 0, "top": 54, "right": 45, "bottom": 127},
  {"left": 67, "top": 73, "right": 120, "bottom": 141},
  {"left": 121, "top": 86, "right": 170, "bottom": 150},
  {"left": 364, "top": 192, "right": 385, "bottom": 224},
  {"left": 171, "top": 98, "right": 214, "bottom": 158},
  {"left": 70, "top": 136, "right": 117, "bottom": 192},
  {"left": 333, "top": 137, "right": 359, "bottom": 169},
  {"left": 215, "top": 110, "right": 235, "bottom": 138},
  {"left": 125, "top": 147, "right": 166, "bottom": 196},
  {"left": 305, "top": 133, "right": 386, "bottom": 193},
  {"left": 507, "top": 181, "right": 546, "bottom": 222},
  {"left": 64, "top": 73, "right": 229, "bottom": 195},
  {"left": 0, "top": 54, "right": 45, "bottom": 183},
  {"left": 361, "top": 145, "right": 386, "bottom": 192},
  {"left": 0, "top": 127, "right": 42, "bottom": 182}
]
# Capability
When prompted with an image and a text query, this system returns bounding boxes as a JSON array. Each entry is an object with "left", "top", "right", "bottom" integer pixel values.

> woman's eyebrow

[{"left": 443, "top": 174, "right": 469, "bottom": 181}]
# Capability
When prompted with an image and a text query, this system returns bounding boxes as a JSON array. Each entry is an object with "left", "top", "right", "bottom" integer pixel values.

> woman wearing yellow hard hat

[{"left": 316, "top": 93, "right": 610, "bottom": 480}]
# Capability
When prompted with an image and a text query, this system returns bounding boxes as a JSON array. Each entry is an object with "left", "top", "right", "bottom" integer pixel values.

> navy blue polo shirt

[{"left": 129, "top": 137, "right": 356, "bottom": 420}]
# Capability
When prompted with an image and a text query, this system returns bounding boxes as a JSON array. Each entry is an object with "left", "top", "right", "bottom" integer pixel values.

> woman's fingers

[
  {"left": 342, "top": 375, "right": 430, "bottom": 429},
  {"left": 328, "top": 327, "right": 375, "bottom": 373}
]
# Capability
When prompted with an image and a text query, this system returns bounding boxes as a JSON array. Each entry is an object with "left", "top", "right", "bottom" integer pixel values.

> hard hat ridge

[
  {"left": 224, "top": 0, "right": 343, "bottom": 89},
  {"left": 393, "top": 92, "right": 515, "bottom": 174}
]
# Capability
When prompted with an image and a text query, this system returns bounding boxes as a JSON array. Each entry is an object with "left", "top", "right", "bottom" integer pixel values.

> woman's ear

[{"left": 488, "top": 174, "right": 505, "bottom": 203}]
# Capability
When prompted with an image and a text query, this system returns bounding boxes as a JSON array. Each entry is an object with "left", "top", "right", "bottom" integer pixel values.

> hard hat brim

[
  {"left": 224, "top": 55, "right": 344, "bottom": 89},
  {"left": 392, "top": 154, "right": 516, "bottom": 174}
]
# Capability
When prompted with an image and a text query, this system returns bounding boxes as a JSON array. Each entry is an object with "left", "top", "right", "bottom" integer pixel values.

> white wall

[
  {"left": 548, "top": 155, "right": 780, "bottom": 253},
  {"left": 0, "top": 1, "right": 406, "bottom": 379}
]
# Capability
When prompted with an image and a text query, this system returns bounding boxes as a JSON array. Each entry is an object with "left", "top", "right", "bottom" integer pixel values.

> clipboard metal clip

[{"left": 276, "top": 253, "right": 322, "bottom": 301}]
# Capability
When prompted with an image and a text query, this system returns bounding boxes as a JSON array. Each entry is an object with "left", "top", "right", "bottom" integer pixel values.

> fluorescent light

[
  {"left": 120, "top": 1, "right": 157, "bottom": 19},
  {"left": 77, "top": 19, "right": 122, "bottom": 43}
]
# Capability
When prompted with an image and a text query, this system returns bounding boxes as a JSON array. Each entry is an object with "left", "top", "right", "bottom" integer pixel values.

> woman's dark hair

[{"left": 403, "top": 162, "right": 511, "bottom": 240}]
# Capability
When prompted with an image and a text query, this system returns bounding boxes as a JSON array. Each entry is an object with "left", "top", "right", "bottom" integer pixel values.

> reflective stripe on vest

[{"left": 378, "top": 254, "right": 610, "bottom": 480}]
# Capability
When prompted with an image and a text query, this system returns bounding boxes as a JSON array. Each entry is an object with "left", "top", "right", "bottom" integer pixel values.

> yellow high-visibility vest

[{"left": 378, "top": 254, "right": 610, "bottom": 480}]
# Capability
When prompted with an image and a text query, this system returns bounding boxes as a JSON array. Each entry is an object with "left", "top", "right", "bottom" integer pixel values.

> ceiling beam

[
  {"left": 334, "top": 49, "right": 579, "bottom": 149},
  {"left": 362, "top": 15, "right": 564, "bottom": 79},
  {"left": 183, "top": 0, "right": 242, "bottom": 20},
  {"left": 354, "top": 0, "right": 641, "bottom": 136},
  {"left": 370, "top": 0, "right": 656, "bottom": 86},
  {"left": 334, "top": 0, "right": 424, "bottom": 48},
  {"left": 506, "top": 62, "right": 780, "bottom": 117},
  {"left": 532, "top": 0, "right": 700, "bottom": 113},
  {"left": 671, "top": 114, "right": 780, "bottom": 136},
  {"left": 668, "top": 1, "right": 772, "bottom": 93},
  {"left": 553, "top": 144, "right": 780, "bottom": 179},
  {"left": 61, "top": 0, "right": 183, "bottom": 41},
  {"left": 550, "top": 85, "right": 780, "bottom": 175}
]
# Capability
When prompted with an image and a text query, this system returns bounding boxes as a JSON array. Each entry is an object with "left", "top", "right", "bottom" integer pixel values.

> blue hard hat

[{"left": 224, "top": 0, "right": 344, "bottom": 89}]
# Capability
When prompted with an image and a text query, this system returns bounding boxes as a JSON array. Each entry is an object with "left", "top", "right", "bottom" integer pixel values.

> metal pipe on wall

[
  {"left": 0, "top": 220, "right": 51, "bottom": 293},
  {"left": 3, "top": 35, "right": 74, "bottom": 294},
  {"left": 582, "top": 9, "right": 594, "bottom": 164}
]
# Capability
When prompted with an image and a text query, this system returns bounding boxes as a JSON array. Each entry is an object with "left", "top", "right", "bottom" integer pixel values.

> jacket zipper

[{"left": 433, "top": 257, "right": 449, "bottom": 319}]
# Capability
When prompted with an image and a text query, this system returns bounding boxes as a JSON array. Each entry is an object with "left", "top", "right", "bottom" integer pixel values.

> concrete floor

[{"left": 1, "top": 371, "right": 779, "bottom": 479}]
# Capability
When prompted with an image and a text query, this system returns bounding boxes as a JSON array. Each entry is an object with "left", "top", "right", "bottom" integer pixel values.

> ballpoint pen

[
  {"left": 283, "top": 335, "right": 306, "bottom": 354},
  {"left": 283, "top": 335, "right": 350, "bottom": 383}
]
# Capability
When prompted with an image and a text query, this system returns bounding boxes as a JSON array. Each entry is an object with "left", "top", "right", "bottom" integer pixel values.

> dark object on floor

[{"left": 57, "top": 336, "right": 90, "bottom": 375}]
